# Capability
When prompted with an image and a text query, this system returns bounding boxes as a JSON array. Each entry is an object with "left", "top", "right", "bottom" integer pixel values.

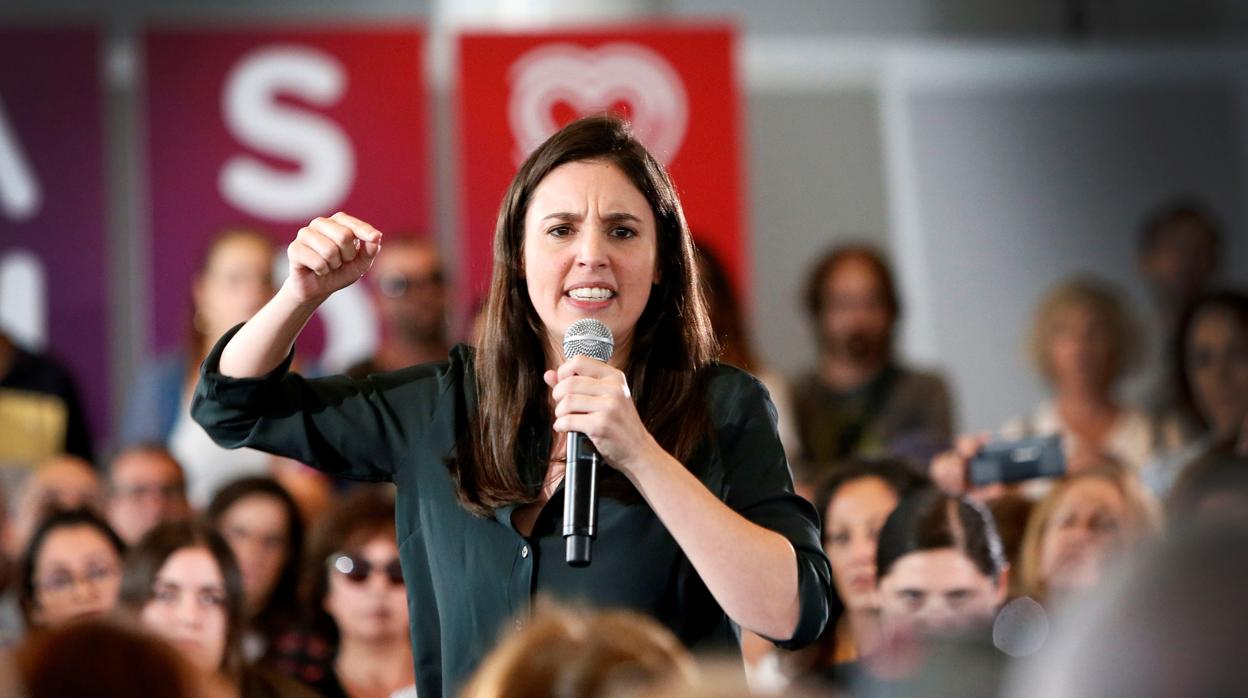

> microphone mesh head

[{"left": 563, "top": 319, "right": 614, "bottom": 362}]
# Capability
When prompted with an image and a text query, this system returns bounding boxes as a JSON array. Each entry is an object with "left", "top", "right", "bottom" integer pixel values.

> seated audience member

[
  {"left": 120, "top": 229, "right": 281, "bottom": 507},
  {"left": 1006, "top": 523, "right": 1248, "bottom": 698},
  {"left": 874, "top": 490, "right": 1008, "bottom": 642},
  {"left": 15, "top": 617, "right": 196, "bottom": 698},
  {"left": 1142, "top": 290, "right": 1248, "bottom": 496},
  {"left": 346, "top": 236, "right": 449, "bottom": 378},
  {"left": 1128, "top": 198, "right": 1222, "bottom": 415},
  {"left": 279, "top": 486, "right": 414, "bottom": 698},
  {"left": 207, "top": 477, "right": 303, "bottom": 663},
  {"left": 765, "top": 460, "right": 926, "bottom": 694},
  {"left": 827, "top": 489, "right": 1008, "bottom": 696},
  {"left": 8, "top": 455, "right": 103, "bottom": 558},
  {"left": 0, "top": 331, "right": 94, "bottom": 469},
  {"left": 1166, "top": 438, "right": 1248, "bottom": 524},
  {"left": 461, "top": 603, "right": 699, "bottom": 698},
  {"left": 18, "top": 508, "right": 124, "bottom": 633},
  {"left": 120, "top": 520, "right": 314, "bottom": 698},
  {"left": 1016, "top": 464, "right": 1156, "bottom": 607},
  {"left": 106, "top": 444, "right": 190, "bottom": 546},
  {"left": 793, "top": 245, "right": 953, "bottom": 482},
  {"left": 1003, "top": 277, "right": 1157, "bottom": 480},
  {"left": 695, "top": 245, "right": 799, "bottom": 459}
]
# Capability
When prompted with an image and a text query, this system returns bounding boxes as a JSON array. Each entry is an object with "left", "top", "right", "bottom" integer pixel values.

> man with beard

[
  {"left": 346, "top": 236, "right": 449, "bottom": 378},
  {"left": 792, "top": 245, "right": 953, "bottom": 482}
]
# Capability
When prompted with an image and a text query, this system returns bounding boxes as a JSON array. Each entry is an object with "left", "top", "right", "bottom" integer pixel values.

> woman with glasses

[
  {"left": 18, "top": 508, "right": 124, "bottom": 632},
  {"left": 120, "top": 519, "right": 314, "bottom": 698},
  {"left": 274, "top": 487, "right": 414, "bottom": 698}
]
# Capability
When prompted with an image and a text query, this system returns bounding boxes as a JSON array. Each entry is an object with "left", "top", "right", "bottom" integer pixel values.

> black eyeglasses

[
  {"left": 377, "top": 272, "right": 443, "bottom": 298},
  {"left": 327, "top": 552, "right": 404, "bottom": 586}
]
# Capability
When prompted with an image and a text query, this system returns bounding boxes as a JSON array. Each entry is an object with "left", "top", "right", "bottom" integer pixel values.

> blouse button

[{"left": 520, "top": 545, "right": 530, "bottom": 559}]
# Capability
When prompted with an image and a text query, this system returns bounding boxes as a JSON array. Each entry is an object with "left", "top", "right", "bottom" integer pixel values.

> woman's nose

[{"left": 575, "top": 228, "right": 608, "bottom": 268}]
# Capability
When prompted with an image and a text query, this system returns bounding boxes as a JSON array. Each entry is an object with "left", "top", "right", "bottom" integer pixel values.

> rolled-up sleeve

[
  {"left": 715, "top": 369, "right": 832, "bottom": 649},
  {"left": 192, "top": 324, "right": 436, "bottom": 482}
]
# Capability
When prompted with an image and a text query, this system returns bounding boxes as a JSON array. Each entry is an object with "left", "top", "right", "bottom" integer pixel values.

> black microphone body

[{"left": 561, "top": 319, "right": 614, "bottom": 567}]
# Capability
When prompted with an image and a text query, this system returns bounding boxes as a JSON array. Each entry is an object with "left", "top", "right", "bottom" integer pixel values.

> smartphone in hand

[{"left": 968, "top": 434, "right": 1066, "bottom": 487}]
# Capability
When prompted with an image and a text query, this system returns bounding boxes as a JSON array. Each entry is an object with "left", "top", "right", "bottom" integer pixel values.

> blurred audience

[
  {"left": 462, "top": 602, "right": 699, "bottom": 698},
  {"left": 1003, "top": 277, "right": 1158, "bottom": 480},
  {"left": 1016, "top": 463, "right": 1156, "bottom": 606},
  {"left": 1166, "top": 438, "right": 1248, "bottom": 525},
  {"left": 278, "top": 486, "right": 414, "bottom": 698},
  {"left": 825, "top": 489, "right": 1009, "bottom": 695},
  {"left": 8, "top": 455, "right": 102, "bottom": 559},
  {"left": 17, "top": 508, "right": 124, "bottom": 634},
  {"left": 207, "top": 477, "right": 303, "bottom": 663},
  {"left": 120, "top": 519, "right": 314, "bottom": 698},
  {"left": 346, "top": 236, "right": 449, "bottom": 378},
  {"left": 106, "top": 443, "right": 190, "bottom": 546},
  {"left": 769, "top": 459, "right": 926, "bottom": 693},
  {"left": 1142, "top": 290, "right": 1248, "bottom": 496},
  {"left": 1006, "top": 522, "right": 1248, "bottom": 698},
  {"left": 0, "top": 331, "right": 94, "bottom": 471},
  {"left": 984, "top": 494, "right": 1035, "bottom": 588},
  {"left": 793, "top": 245, "right": 953, "bottom": 483},
  {"left": 695, "top": 245, "right": 799, "bottom": 460},
  {"left": 874, "top": 490, "right": 1007, "bottom": 642},
  {"left": 1129, "top": 198, "right": 1222, "bottom": 415},
  {"left": 15, "top": 617, "right": 196, "bottom": 698},
  {"left": 120, "top": 229, "right": 282, "bottom": 507}
]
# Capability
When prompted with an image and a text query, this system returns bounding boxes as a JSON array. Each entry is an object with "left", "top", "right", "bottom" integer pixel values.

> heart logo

[{"left": 508, "top": 42, "right": 689, "bottom": 166}]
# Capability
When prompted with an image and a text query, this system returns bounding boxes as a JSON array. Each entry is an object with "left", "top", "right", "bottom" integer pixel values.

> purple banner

[{"left": 0, "top": 29, "right": 108, "bottom": 448}]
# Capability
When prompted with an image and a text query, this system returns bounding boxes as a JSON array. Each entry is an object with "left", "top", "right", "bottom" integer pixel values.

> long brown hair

[
  {"left": 457, "top": 114, "right": 717, "bottom": 515},
  {"left": 119, "top": 520, "right": 247, "bottom": 679}
]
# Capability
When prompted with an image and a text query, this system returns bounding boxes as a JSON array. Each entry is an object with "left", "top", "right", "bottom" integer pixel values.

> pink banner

[
  {"left": 144, "top": 26, "right": 429, "bottom": 361},
  {"left": 0, "top": 29, "right": 108, "bottom": 446},
  {"left": 457, "top": 24, "right": 747, "bottom": 310}
]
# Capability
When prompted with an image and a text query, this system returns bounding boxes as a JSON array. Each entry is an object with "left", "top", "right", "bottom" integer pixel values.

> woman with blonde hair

[
  {"left": 1003, "top": 277, "right": 1158, "bottom": 477},
  {"left": 1016, "top": 463, "right": 1157, "bottom": 604},
  {"left": 462, "top": 603, "right": 698, "bottom": 698}
]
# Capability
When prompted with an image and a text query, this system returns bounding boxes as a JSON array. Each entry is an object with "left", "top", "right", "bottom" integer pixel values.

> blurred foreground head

[
  {"left": 1007, "top": 522, "right": 1248, "bottom": 698},
  {"left": 462, "top": 602, "right": 699, "bottom": 698},
  {"left": 16, "top": 616, "right": 196, "bottom": 698}
]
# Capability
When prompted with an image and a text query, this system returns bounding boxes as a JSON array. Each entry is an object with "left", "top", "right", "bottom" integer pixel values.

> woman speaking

[{"left": 192, "top": 115, "right": 831, "bottom": 697}]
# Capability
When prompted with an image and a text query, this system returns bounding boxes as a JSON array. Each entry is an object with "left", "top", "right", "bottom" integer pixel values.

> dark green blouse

[{"left": 192, "top": 326, "right": 831, "bottom": 697}]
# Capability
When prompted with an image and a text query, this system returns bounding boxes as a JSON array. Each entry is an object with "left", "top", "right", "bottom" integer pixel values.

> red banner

[
  {"left": 144, "top": 26, "right": 428, "bottom": 364},
  {"left": 0, "top": 29, "right": 109, "bottom": 447},
  {"left": 456, "top": 25, "right": 746, "bottom": 311}
]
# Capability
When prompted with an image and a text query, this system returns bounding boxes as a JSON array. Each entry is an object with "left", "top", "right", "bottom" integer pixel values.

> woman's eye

[
  {"left": 611, "top": 227, "right": 636, "bottom": 239},
  {"left": 548, "top": 225, "right": 572, "bottom": 237},
  {"left": 200, "top": 590, "right": 227, "bottom": 608},
  {"left": 154, "top": 587, "right": 179, "bottom": 603},
  {"left": 827, "top": 531, "right": 850, "bottom": 547}
]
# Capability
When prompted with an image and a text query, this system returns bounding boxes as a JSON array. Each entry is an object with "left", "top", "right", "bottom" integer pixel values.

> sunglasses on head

[{"left": 328, "top": 553, "right": 404, "bottom": 586}]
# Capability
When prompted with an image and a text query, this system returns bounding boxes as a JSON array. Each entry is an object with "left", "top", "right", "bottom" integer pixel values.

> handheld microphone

[{"left": 562, "top": 318, "right": 614, "bottom": 567}]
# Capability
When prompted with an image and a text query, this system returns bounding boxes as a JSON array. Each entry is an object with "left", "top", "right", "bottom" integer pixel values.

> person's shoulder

[
  {"left": 242, "top": 665, "right": 321, "bottom": 698},
  {"left": 703, "top": 361, "right": 767, "bottom": 396},
  {"left": 893, "top": 364, "right": 950, "bottom": 392},
  {"left": 702, "top": 362, "right": 778, "bottom": 422},
  {"left": 361, "top": 344, "right": 472, "bottom": 388}
]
